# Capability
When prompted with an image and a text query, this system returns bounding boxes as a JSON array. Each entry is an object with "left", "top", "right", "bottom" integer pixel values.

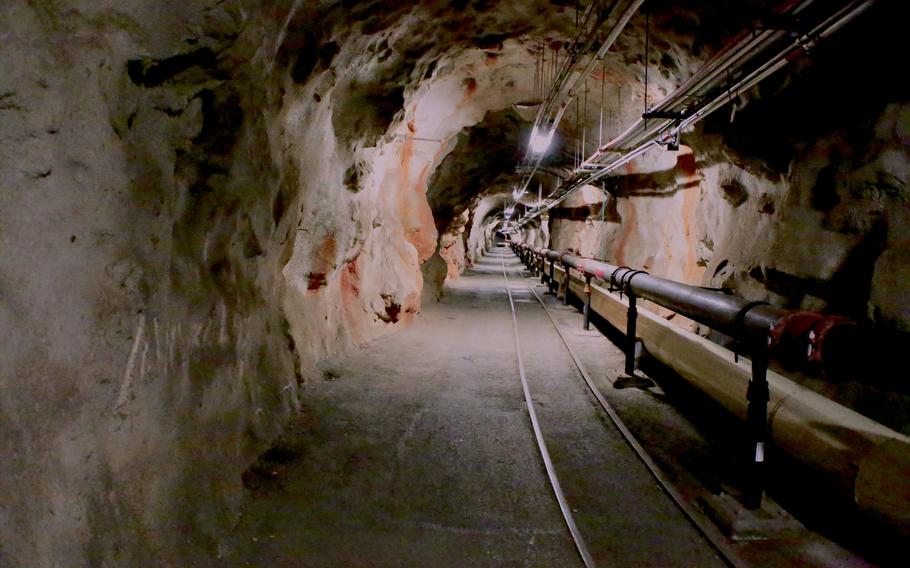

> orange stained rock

[
  {"left": 339, "top": 256, "right": 364, "bottom": 343},
  {"left": 400, "top": 289, "right": 421, "bottom": 325},
  {"left": 441, "top": 250, "right": 463, "bottom": 279},
  {"left": 663, "top": 238, "right": 673, "bottom": 268},
  {"left": 590, "top": 68, "right": 626, "bottom": 83},
  {"left": 307, "top": 236, "right": 337, "bottom": 291},
  {"left": 677, "top": 149, "right": 706, "bottom": 285},
  {"left": 458, "top": 77, "right": 477, "bottom": 109},
  {"left": 395, "top": 136, "right": 436, "bottom": 263},
  {"left": 395, "top": 77, "right": 480, "bottom": 265},
  {"left": 681, "top": 183, "right": 705, "bottom": 285},
  {"left": 401, "top": 134, "right": 413, "bottom": 172},
  {"left": 613, "top": 197, "right": 637, "bottom": 265}
]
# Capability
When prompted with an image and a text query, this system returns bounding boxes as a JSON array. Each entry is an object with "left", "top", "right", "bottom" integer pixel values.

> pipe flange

[{"left": 806, "top": 315, "right": 854, "bottom": 365}]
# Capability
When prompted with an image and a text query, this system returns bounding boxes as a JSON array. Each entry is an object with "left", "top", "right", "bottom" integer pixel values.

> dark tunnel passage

[{"left": 1, "top": 0, "right": 908, "bottom": 566}]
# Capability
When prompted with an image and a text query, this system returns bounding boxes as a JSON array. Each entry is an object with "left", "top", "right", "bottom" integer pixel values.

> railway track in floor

[{"left": 496, "top": 244, "right": 738, "bottom": 568}]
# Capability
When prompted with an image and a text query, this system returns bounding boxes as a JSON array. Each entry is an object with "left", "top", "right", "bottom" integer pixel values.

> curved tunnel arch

[{"left": 1, "top": 0, "right": 908, "bottom": 565}]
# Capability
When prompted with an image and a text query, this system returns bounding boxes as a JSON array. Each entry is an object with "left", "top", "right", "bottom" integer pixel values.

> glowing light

[{"left": 529, "top": 126, "right": 554, "bottom": 155}]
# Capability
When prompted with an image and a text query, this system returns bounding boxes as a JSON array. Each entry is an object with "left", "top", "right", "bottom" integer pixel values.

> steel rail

[
  {"left": 518, "top": 263, "right": 741, "bottom": 568},
  {"left": 498, "top": 249, "right": 596, "bottom": 568},
  {"left": 509, "top": 241, "right": 910, "bottom": 525},
  {"left": 511, "top": 243, "right": 772, "bottom": 510}
]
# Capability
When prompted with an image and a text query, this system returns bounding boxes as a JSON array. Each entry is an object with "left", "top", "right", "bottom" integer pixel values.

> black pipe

[
  {"left": 557, "top": 251, "right": 787, "bottom": 338},
  {"left": 516, "top": 242, "right": 903, "bottom": 510},
  {"left": 517, "top": 244, "right": 790, "bottom": 511}
]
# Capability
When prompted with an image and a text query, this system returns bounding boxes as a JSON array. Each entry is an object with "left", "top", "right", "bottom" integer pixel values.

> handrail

[
  {"left": 511, "top": 243, "right": 859, "bottom": 362},
  {"left": 510, "top": 241, "right": 846, "bottom": 509},
  {"left": 508, "top": 241, "right": 909, "bottom": 519}
]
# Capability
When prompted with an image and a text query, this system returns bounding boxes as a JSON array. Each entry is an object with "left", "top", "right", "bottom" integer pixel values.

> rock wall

[
  {"left": 543, "top": 102, "right": 910, "bottom": 432},
  {"left": 546, "top": 21, "right": 909, "bottom": 334},
  {"left": 0, "top": 1, "right": 299, "bottom": 564},
  {"left": 0, "top": 1, "right": 578, "bottom": 564},
  {"left": 2, "top": 1, "right": 904, "bottom": 565},
  {"left": 466, "top": 194, "right": 509, "bottom": 263},
  {"left": 439, "top": 210, "right": 470, "bottom": 279}
]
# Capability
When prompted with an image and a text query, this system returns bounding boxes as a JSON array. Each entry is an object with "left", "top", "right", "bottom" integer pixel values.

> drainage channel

[{"left": 498, "top": 245, "right": 734, "bottom": 568}]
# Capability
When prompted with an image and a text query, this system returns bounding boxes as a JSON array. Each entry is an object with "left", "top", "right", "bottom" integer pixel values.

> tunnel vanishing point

[{"left": 1, "top": 1, "right": 909, "bottom": 566}]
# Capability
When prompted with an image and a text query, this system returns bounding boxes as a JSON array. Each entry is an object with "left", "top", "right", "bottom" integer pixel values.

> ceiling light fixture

[{"left": 529, "top": 126, "right": 554, "bottom": 155}]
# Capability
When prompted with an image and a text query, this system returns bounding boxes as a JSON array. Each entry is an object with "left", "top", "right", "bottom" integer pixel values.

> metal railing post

[
  {"left": 562, "top": 263, "right": 571, "bottom": 305},
  {"left": 744, "top": 337, "right": 770, "bottom": 509},
  {"left": 548, "top": 260, "right": 556, "bottom": 294},
  {"left": 583, "top": 275, "right": 593, "bottom": 330},
  {"left": 624, "top": 292, "right": 638, "bottom": 376}
]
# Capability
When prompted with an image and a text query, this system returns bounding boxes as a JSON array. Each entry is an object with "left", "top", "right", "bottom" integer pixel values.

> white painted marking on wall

[
  {"left": 269, "top": 0, "right": 306, "bottom": 73},
  {"left": 116, "top": 314, "right": 146, "bottom": 409},
  {"left": 167, "top": 324, "right": 178, "bottom": 372},
  {"left": 153, "top": 317, "right": 161, "bottom": 367},
  {"left": 139, "top": 341, "right": 149, "bottom": 386}
]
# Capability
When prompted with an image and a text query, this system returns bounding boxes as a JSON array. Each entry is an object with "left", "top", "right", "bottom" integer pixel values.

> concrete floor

[{"left": 227, "top": 246, "right": 726, "bottom": 567}]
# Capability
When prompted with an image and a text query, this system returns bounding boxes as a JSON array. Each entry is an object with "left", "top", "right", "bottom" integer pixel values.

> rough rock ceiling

[
  {"left": 290, "top": 0, "right": 785, "bottom": 236},
  {"left": 1, "top": 1, "right": 907, "bottom": 566}
]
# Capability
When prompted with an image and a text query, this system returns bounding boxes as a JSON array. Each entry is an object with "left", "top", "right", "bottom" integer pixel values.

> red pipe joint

[{"left": 769, "top": 311, "right": 854, "bottom": 368}]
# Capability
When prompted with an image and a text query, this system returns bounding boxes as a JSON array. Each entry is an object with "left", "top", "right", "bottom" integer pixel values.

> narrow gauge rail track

[{"left": 497, "top": 244, "right": 739, "bottom": 568}]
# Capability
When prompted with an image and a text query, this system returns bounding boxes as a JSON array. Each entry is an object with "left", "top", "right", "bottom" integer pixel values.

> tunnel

[{"left": 1, "top": 0, "right": 908, "bottom": 566}]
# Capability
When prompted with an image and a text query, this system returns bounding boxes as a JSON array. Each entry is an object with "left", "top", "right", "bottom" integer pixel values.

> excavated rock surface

[
  {"left": 0, "top": 1, "right": 304, "bottom": 564},
  {"left": 545, "top": 4, "right": 909, "bottom": 335},
  {"left": 540, "top": 3, "right": 909, "bottom": 432},
  {"left": 0, "top": 0, "right": 657, "bottom": 564},
  {"left": 1, "top": 0, "right": 906, "bottom": 565}
]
